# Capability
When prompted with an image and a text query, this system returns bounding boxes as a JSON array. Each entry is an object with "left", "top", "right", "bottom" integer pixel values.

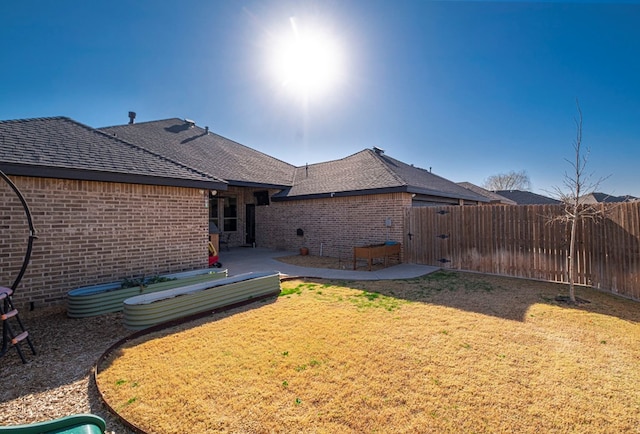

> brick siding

[
  {"left": 1, "top": 176, "right": 209, "bottom": 310},
  {"left": 256, "top": 192, "right": 411, "bottom": 261}
]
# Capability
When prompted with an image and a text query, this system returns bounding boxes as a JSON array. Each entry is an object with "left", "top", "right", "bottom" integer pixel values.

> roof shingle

[
  {"left": 101, "top": 119, "right": 295, "bottom": 188},
  {"left": 0, "top": 117, "right": 226, "bottom": 189},
  {"left": 494, "top": 190, "right": 560, "bottom": 205},
  {"left": 457, "top": 182, "right": 517, "bottom": 205},
  {"left": 274, "top": 149, "right": 488, "bottom": 202}
]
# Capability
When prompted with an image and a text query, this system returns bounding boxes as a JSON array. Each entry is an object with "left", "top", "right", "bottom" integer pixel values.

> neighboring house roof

[
  {"left": 579, "top": 192, "right": 638, "bottom": 204},
  {"left": 0, "top": 117, "right": 227, "bottom": 190},
  {"left": 101, "top": 118, "right": 295, "bottom": 188},
  {"left": 457, "top": 182, "right": 517, "bottom": 205},
  {"left": 272, "top": 149, "right": 489, "bottom": 203},
  {"left": 494, "top": 190, "right": 561, "bottom": 205}
]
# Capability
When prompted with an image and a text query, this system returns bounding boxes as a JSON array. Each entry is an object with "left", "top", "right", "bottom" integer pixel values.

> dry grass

[{"left": 97, "top": 271, "right": 640, "bottom": 434}]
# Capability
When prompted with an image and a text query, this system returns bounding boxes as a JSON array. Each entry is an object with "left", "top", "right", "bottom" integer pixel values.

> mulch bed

[{"left": 0, "top": 306, "right": 135, "bottom": 433}]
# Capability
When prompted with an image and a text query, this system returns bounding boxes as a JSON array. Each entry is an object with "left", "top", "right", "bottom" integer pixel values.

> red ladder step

[
  {"left": 11, "top": 331, "right": 29, "bottom": 345},
  {"left": 1, "top": 309, "right": 19, "bottom": 321}
]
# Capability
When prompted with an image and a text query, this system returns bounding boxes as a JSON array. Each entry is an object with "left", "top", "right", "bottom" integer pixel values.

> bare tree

[
  {"left": 483, "top": 170, "right": 531, "bottom": 191},
  {"left": 549, "top": 101, "right": 608, "bottom": 303}
]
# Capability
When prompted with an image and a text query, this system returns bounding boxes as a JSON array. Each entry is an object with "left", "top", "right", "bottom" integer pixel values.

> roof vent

[
  {"left": 128, "top": 111, "right": 136, "bottom": 124},
  {"left": 205, "top": 126, "right": 209, "bottom": 134},
  {"left": 185, "top": 119, "right": 196, "bottom": 128},
  {"left": 373, "top": 146, "right": 385, "bottom": 155}
]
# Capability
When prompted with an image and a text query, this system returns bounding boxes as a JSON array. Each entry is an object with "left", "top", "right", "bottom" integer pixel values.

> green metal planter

[
  {"left": 123, "top": 271, "right": 281, "bottom": 330},
  {"left": 67, "top": 269, "right": 227, "bottom": 318},
  {"left": 0, "top": 414, "right": 106, "bottom": 434}
]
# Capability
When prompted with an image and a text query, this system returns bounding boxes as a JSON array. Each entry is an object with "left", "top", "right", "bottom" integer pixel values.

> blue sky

[{"left": 1, "top": 1, "right": 639, "bottom": 196}]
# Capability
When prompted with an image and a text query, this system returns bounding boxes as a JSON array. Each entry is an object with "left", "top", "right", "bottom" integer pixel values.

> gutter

[
  {"left": 0, "top": 163, "right": 228, "bottom": 191},
  {"left": 272, "top": 185, "right": 490, "bottom": 203}
]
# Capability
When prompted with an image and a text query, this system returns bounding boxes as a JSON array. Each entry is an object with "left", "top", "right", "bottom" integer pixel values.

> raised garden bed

[
  {"left": 353, "top": 241, "right": 401, "bottom": 271},
  {"left": 123, "top": 271, "right": 281, "bottom": 330},
  {"left": 67, "top": 269, "right": 227, "bottom": 318}
]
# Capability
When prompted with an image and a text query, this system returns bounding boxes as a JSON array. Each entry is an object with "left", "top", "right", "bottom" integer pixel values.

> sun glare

[{"left": 270, "top": 17, "right": 343, "bottom": 100}]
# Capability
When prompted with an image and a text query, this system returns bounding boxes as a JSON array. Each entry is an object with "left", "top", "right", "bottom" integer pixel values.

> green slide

[{"left": 0, "top": 414, "right": 106, "bottom": 434}]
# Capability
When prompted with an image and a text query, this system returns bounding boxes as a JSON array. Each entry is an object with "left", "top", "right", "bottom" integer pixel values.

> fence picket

[{"left": 406, "top": 203, "right": 640, "bottom": 300}]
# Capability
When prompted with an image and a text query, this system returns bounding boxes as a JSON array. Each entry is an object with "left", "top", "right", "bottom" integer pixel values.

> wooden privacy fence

[{"left": 404, "top": 202, "right": 640, "bottom": 300}]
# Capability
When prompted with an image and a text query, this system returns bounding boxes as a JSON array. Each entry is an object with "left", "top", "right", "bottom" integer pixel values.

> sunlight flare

[{"left": 269, "top": 17, "right": 344, "bottom": 100}]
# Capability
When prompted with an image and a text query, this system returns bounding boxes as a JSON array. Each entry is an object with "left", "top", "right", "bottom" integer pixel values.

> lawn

[{"left": 96, "top": 271, "right": 640, "bottom": 433}]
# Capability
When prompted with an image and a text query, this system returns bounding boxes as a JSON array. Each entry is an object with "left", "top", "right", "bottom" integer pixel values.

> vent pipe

[{"left": 128, "top": 111, "right": 136, "bottom": 124}]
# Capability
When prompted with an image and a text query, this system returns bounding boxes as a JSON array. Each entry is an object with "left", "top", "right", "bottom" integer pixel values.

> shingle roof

[
  {"left": 457, "top": 182, "right": 517, "bottom": 205},
  {"left": 101, "top": 119, "right": 295, "bottom": 188},
  {"left": 378, "top": 153, "right": 488, "bottom": 202},
  {"left": 0, "top": 116, "right": 498, "bottom": 202},
  {"left": 579, "top": 192, "right": 638, "bottom": 204},
  {"left": 0, "top": 117, "right": 226, "bottom": 189},
  {"left": 494, "top": 190, "right": 560, "bottom": 205},
  {"left": 273, "top": 149, "right": 489, "bottom": 202}
]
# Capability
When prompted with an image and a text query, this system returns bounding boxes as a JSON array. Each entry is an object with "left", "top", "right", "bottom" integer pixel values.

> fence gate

[{"left": 404, "top": 206, "right": 455, "bottom": 268}]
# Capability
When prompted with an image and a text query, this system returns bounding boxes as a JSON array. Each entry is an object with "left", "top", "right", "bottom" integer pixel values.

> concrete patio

[{"left": 218, "top": 247, "right": 439, "bottom": 280}]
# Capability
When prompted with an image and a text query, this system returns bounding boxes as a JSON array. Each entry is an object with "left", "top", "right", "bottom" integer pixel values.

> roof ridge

[
  {"left": 199, "top": 127, "right": 297, "bottom": 170},
  {"left": 370, "top": 150, "right": 410, "bottom": 186},
  {"left": 294, "top": 149, "right": 379, "bottom": 169},
  {"left": 79, "top": 119, "right": 224, "bottom": 183},
  {"left": 99, "top": 117, "right": 183, "bottom": 129},
  {"left": 0, "top": 115, "right": 69, "bottom": 124},
  {"left": 102, "top": 119, "right": 296, "bottom": 171}
]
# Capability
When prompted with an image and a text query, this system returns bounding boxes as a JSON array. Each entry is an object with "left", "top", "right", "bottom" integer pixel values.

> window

[
  {"left": 254, "top": 190, "right": 270, "bottom": 206},
  {"left": 222, "top": 196, "right": 237, "bottom": 232},
  {"left": 209, "top": 195, "right": 237, "bottom": 232},
  {"left": 209, "top": 196, "right": 219, "bottom": 230}
]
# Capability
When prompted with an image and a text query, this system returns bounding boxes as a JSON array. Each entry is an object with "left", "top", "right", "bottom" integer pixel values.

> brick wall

[
  {"left": 256, "top": 192, "right": 411, "bottom": 261},
  {"left": 0, "top": 176, "right": 209, "bottom": 309}
]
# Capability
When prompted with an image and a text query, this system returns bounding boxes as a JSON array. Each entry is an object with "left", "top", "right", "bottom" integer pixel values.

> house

[
  {"left": 100, "top": 118, "right": 295, "bottom": 248},
  {"left": 493, "top": 190, "right": 560, "bottom": 205},
  {"left": 101, "top": 119, "right": 489, "bottom": 259},
  {"left": 457, "top": 182, "right": 517, "bottom": 205},
  {"left": 579, "top": 192, "right": 638, "bottom": 204},
  {"left": 0, "top": 117, "right": 226, "bottom": 308},
  {"left": 260, "top": 148, "right": 489, "bottom": 259},
  {"left": 2, "top": 114, "right": 488, "bottom": 308}
]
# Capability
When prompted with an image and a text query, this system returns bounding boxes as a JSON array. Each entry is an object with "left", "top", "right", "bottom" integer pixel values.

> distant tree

[
  {"left": 549, "top": 101, "right": 608, "bottom": 304},
  {"left": 482, "top": 170, "right": 531, "bottom": 191}
]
